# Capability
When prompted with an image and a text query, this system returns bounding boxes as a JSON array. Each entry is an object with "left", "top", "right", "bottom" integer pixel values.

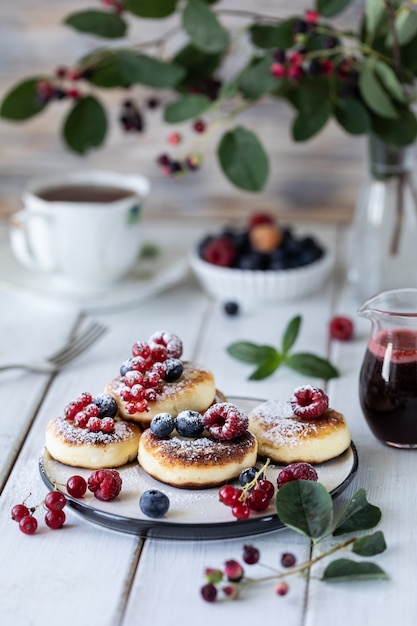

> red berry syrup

[{"left": 359, "top": 328, "right": 417, "bottom": 446}]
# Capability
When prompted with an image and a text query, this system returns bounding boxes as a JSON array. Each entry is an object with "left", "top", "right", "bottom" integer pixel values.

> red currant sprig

[
  {"left": 218, "top": 459, "right": 274, "bottom": 520},
  {"left": 11, "top": 489, "right": 68, "bottom": 535}
]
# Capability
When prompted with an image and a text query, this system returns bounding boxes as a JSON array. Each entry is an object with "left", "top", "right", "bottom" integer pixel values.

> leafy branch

[
  {"left": 226, "top": 315, "right": 339, "bottom": 380},
  {"left": 202, "top": 481, "right": 387, "bottom": 602}
]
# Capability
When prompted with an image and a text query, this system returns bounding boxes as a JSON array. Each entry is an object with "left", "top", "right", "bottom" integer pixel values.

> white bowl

[{"left": 189, "top": 248, "right": 334, "bottom": 306}]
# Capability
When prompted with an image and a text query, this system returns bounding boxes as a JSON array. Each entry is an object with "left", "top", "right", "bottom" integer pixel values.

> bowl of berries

[{"left": 190, "top": 213, "right": 334, "bottom": 308}]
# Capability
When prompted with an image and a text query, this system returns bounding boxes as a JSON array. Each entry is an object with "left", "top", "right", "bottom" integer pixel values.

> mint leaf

[
  {"left": 333, "top": 488, "right": 382, "bottom": 536},
  {"left": 352, "top": 531, "right": 387, "bottom": 557},
  {"left": 226, "top": 342, "right": 278, "bottom": 365},
  {"left": 322, "top": 558, "right": 388, "bottom": 582},
  {"left": 249, "top": 354, "right": 283, "bottom": 380},
  {"left": 276, "top": 480, "right": 334, "bottom": 539},
  {"left": 285, "top": 353, "right": 339, "bottom": 380},
  {"left": 281, "top": 315, "right": 301, "bottom": 354}
]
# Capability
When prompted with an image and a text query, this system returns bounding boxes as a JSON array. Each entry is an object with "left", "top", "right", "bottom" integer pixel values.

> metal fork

[{"left": 0, "top": 320, "right": 107, "bottom": 374}]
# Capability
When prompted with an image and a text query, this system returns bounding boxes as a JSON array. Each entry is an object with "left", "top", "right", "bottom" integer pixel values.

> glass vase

[{"left": 348, "top": 136, "right": 417, "bottom": 302}]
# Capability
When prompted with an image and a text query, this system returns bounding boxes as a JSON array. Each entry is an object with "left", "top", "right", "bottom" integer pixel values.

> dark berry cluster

[
  {"left": 201, "top": 544, "right": 297, "bottom": 602},
  {"left": 218, "top": 460, "right": 275, "bottom": 520},
  {"left": 155, "top": 120, "right": 206, "bottom": 178},
  {"left": 36, "top": 78, "right": 82, "bottom": 105},
  {"left": 64, "top": 392, "right": 117, "bottom": 433},
  {"left": 198, "top": 212, "right": 324, "bottom": 271},
  {"left": 118, "top": 331, "right": 184, "bottom": 415}
]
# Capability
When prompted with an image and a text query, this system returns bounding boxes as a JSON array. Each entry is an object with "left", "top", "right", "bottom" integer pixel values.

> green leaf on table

[
  {"left": 248, "top": 353, "right": 283, "bottom": 380},
  {"left": 182, "top": 0, "right": 229, "bottom": 54},
  {"left": 352, "top": 531, "right": 387, "bottom": 557},
  {"left": 250, "top": 19, "right": 296, "bottom": 50},
  {"left": 333, "top": 97, "right": 370, "bottom": 135},
  {"left": 281, "top": 315, "right": 301, "bottom": 354},
  {"left": 276, "top": 480, "right": 334, "bottom": 539},
  {"left": 63, "top": 95, "right": 107, "bottom": 154},
  {"left": 226, "top": 342, "right": 278, "bottom": 365},
  {"left": 292, "top": 99, "right": 332, "bottom": 141},
  {"left": 0, "top": 78, "right": 48, "bottom": 120},
  {"left": 124, "top": 0, "right": 178, "bottom": 18},
  {"left": 217, "top": 127, "right": 269, "bottom": 191},
  {"left": 285, "top": 353, "right": 339, "bottom": 380},
  {"left": 371, "top": 108, "right": 417, "bottom": 146},
  {"left": 333, "top": 488, "right": 382, "bottom": 536},
  {"left": 374, "top": 59, "right": 407, "bottom": 103},
  {"left": 359, "top": 59, "right": 398, "bottom": 119},
  {"left": 87, "top": 50, "right": 185, "bottom": 88},
  {"left": 238, "top": 55, "right": 277, "bottom": 99},
  {"left": 395, "top": 9, "right": 417, "bottom": 46},
  {"left": 322, "top": 558, "right": 388, "bottom": 582},
  {"left": 164, "top": 94, "right": 211, "bottom": 123},
  {"left": 364, "top": 0, "right": 386, "bottom": 37},
  {"left": 316, "top": 0, "right": 351, "bottom": 18},
  {"left": 64, "top": 10, "right": 127, "bottom": 38}
]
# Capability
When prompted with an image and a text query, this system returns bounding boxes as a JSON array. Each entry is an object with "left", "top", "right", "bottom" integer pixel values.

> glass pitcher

[{"left": 358, "top": 288, "right": 417, "bottom": 448}]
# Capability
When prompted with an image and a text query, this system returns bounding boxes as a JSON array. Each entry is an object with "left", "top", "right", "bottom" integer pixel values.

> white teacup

[{"left": 9, "top": 170, "right": 150, "bottom": 289}]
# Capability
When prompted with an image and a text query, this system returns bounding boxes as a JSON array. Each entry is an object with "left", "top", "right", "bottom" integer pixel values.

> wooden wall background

[{"left": 0, "top": 0, "right": 366, "bottom": 224}]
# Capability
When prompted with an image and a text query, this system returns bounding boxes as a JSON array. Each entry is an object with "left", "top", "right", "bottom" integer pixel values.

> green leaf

[
  {"left": 281, "top": 315, "right": 301, "bottom": 354},
  {"left": 173, "top": 44, "right": 222, "bottom": 78},
  {"left": 0, "top": 78, "right": 47, "bottom": 120},
  {"left": 250, "top": 19, "right": 296, "bottom": 49},
  {"left": 217, "top": 127, "right": 269, "bottom": 192},
  {"left": 164, "top": 94, "right": 210, "bottom": 123},
  {"left": 322, "top": 558, "right": 388, "bottom": 582},
  {"left": 359, "top": 59, "right": 398, "bottom": 119},
  {"left": 292, "top": 100, "right": 332, "bottom": 141},
  {"left": 371, "top": 108, "right": 417, "bottom": 146},
  {"left": 87, "top": 50, "right": 185, "bottom": 88},
  {"left": 238, "top": 55, "right": 277, "bottom": 100},
  {"left": 64, "top": 10, "right": 127, "bottom": 39},
  {"left": 249, "top": 354, "right": 283, "bottom": 380},
  {"left": 276, "top": 480, "right": 334, "bottom": 539},
  {"left": 124, "top": 0, "right": 178, "bottom": 18},
  {"left": 285, "top": 353, "right": 339, "bottom": 380},
  {"left": 374, "top": 59, "right": 407, "bottom": 103},
  {"left": 182, "top": 0, "right": 229, "bottom": 54},
  {"left": 62, "top": 95, "right": 107, "bottom": 154},
  {"left": 395, "top": 9, "right": 417, "bottom": 46},
  {"left": 333, "top": 97, "right": 371, "bottom": 135},
  {"left": 333, "top": 488, "right": 382, "bottom": 536},
  {"left": 226, "top": 342, "right": 278, "bottom": 365},
  {"left": 365, "top": 0, "right": 386, "bottom": 37},
  {"left": 316, "top": 0, "right": 352, "bottom": 18},
  {"left": 352, "top": 531, "right": 387, "bottom": 557}
]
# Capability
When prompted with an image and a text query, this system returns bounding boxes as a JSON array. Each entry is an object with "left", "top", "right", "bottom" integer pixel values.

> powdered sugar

[
  {"left": 48, "top": 416, "right": 137, "bottom": 446},
  {"left": 249, "top": 400, "right": 319, "bottom": 447}
]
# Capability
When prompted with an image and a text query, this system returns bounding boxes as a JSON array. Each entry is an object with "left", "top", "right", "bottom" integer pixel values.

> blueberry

[
  {"left": 235, "top": 252, "right": 266, "bottom": 270},
  {"left": 163, "top": 358, "right": 183, "bottom": 382},
  {"left": 93, "top": 393, "right": 118, "bottom": 418},
  {"left": 150, "top": 413, "right": 175, "bottom": 437},
  {"left": 139, "top": 490, "right": 170, "bottom": 518},
  {"left": 120, "top": 358, "right": 133, "bottom": 377},
  {"left": 239, "top": 466, "right": 264, "bottom": 487},
  {"left": 176, "top": 410, "right": 204, "bottom": 437},
  {"left": 224, "top": 301, "right": 239, "bottom": 316}
]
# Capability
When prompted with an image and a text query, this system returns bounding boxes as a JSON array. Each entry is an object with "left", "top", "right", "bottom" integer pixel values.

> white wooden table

[{"left": 0, "top": 217, "right": 415, "bottom": 626}]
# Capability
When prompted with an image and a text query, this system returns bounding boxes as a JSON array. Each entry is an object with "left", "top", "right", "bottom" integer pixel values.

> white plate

[
  {"left": 39, "top": 397, "right": 358, "bottom": 540},
  {"left": 0, "top": 243, "right": 188, "bottom": 313}
]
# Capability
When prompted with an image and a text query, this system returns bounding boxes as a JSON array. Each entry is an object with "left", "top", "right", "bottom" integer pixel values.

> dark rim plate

[{"left": 39, "top": 396, "right": 359, "bottom": 540}]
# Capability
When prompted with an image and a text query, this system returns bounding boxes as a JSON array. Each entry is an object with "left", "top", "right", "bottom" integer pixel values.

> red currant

[
  {"left": 256, "top": 479, "right": 275, "bottom": 500},
  {"left": 45, "top": 509, "right": 66, "bottom": 529},
  {"left": 132, "top": 341, "right": 151, "bottom": 359},
  {"left": 218, "top": 485, "right": 242, "bottom": 507},
  {"left": 19, "top": 515, "right": 38, "bottom": 535},
  {"left": 44, "top": 491, "right": 67, "bottom": 512},
  {"left": 66, "top": 475, "right": 87, "bottom": 498},
  {"left": 231, "top": 503, "right": 250, "bottom": 520},
  {"left": 11, "top": 504, "right": 30, "bottom": 522},
  {"left": 247, "top": 488, "right": 270, "bottom": 512}
]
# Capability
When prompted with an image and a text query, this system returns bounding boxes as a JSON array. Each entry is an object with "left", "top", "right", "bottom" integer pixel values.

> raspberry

[
  {"left": 202, "top": 236, "right": 237, "bottom": 267},
  {"left": 248, "top": 212, "right": 274, "bottom": 230},
  {"left": 203, "top": 402, "right": 249, "bottom": 440},
  {"left": 290, "top": 385, "right": 329, "bottom": 419},
  {"left": 329, "top": 316, "right": 354, "bottom": 341},
  {"left": 88, "top": 469, "right": 122, "bottom": 501},
  {"left": 277, "top": 462, "right": 318, "bottom": 489}
]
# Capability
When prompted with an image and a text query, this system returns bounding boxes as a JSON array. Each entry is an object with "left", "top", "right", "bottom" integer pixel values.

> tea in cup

[{"left": 9, "top": 170, "right": 150, "bottom": 289}]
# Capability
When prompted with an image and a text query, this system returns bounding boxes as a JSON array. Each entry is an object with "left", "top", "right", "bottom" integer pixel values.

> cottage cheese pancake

[
  {"left": 45, "top": 416, "right": 141, "bottom": 469},
  {"left": 138, "top": 429, "right": 258, "bottom": 489},
  {"left": 105, "top": 361, "right": 217, "bottom": 426},
  {"left": 248, "top": 399, "right": 351, "bottom": 464}
]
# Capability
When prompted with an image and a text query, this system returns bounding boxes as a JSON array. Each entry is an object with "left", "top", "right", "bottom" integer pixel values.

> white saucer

[{"left": 0, "top": 243, "right": 189, "bottom": 313}]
